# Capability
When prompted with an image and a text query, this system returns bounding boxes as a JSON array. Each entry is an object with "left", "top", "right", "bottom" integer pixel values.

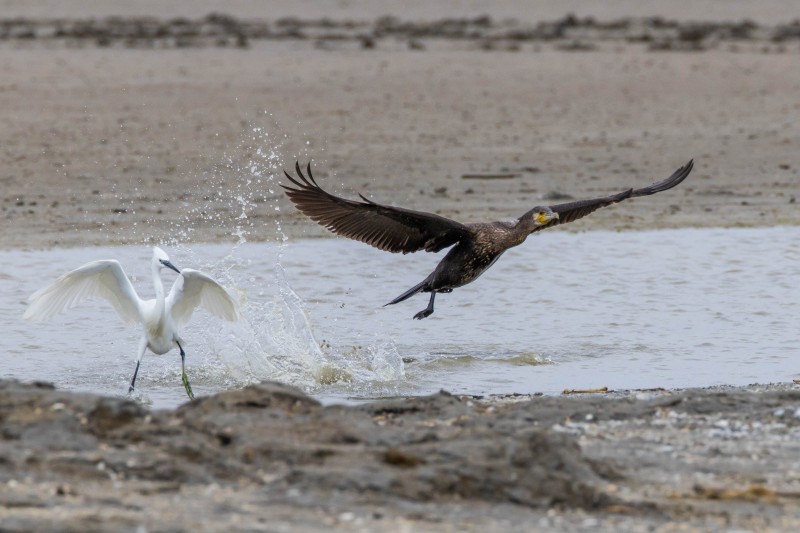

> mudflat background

[
  {"left": 2, "top": 1, "right": 800, "bottom": 531},
  {"left": 1, "top": 1, "right": 799, "bottom": 248}
]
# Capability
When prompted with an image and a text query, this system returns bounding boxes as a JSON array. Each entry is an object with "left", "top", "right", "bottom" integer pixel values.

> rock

[
  {"left": 4, "top": 379, "right": 800, "bottom": 528},
  {"left": 0, "top": 379, "right": 608, "bottom": 511}
]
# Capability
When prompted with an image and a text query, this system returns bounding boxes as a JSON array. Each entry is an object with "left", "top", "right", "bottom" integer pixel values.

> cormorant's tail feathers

[{"left": 384, "top": 281, "right": 427, "bottom": 307}]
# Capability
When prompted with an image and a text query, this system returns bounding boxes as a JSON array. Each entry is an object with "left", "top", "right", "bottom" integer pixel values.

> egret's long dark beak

[{"left": 162, "top": 260, "right": 181, "bottom": 274}]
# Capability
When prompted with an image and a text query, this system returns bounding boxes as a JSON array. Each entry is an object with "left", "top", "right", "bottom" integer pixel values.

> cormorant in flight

[{"left": 282, "top": 160, "right": 693, "bottom": 319}]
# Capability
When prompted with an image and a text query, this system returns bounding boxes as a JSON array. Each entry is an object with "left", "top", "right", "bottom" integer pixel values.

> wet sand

[{"left": 2, "top": 2, "right": 800, "bottom": 530}]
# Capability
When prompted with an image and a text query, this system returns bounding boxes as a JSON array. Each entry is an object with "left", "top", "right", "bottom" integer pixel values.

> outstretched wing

[
  {"left": 532, "top": 160, "right": 694, "bottom": 233},
  {"left": 23, "top": 260, "right": 142, "bottom": 324},
  {"left": 282, "top": 162, "right": 471, "bottom": 254},
  {"left": 166, "top": 269, "right": 239, "bottom": 330}
]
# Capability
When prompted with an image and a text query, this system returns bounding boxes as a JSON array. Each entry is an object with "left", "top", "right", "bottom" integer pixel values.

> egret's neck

[{"left": 151, "top": 262, "right": 166, "bottom": 307}]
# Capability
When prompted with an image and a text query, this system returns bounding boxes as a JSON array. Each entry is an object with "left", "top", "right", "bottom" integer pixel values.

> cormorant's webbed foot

[
  {"left": 413, "top": 292, "right": 436, "bottom": 320},
  {"left": 413, "top": 309, "right": 433, "bottom": 320},
  {"left": 177, "top": 341, "right": 195, "bottom": 400}
]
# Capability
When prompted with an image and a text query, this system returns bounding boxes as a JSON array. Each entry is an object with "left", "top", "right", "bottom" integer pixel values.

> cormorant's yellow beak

[{"left": 536, "top": 211, "right": 558, "bottom": 224}]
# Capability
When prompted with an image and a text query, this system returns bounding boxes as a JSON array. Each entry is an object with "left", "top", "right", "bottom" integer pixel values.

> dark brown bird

[{"left": 282, "top": 160, "right": 693, "bottom": 319}]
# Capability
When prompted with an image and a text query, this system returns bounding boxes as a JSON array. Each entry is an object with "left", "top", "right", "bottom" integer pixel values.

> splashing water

[
  {"left": 198, "top": 249, "right": 405, "bottom": 398},
  {"left": 167, "top": 125, "right": 286, "bottom": 247},
  {"left": 214, "top": 262, "right": 328, "bottom": 386},
  {"left": 156, "top": 123, "right": 405, "bottom": 397}
]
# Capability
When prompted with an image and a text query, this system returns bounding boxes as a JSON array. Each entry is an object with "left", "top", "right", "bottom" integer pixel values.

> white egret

[{"left": 23, "top": 247, "right": 240, "bottom": 399}]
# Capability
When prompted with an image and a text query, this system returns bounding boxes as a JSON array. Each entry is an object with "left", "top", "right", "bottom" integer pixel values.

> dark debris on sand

[{"left": 1, "top": 14, "right": 800, "bottom": 51}]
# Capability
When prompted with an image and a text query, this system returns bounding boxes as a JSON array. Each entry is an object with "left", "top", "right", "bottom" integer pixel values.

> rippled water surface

[{"left": 1, "top": 226, "right": 798, "bottom": 408}]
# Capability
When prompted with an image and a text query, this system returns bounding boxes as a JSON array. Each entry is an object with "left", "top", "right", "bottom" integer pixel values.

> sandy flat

[
  {"left": 1, "top": 3, "right": 800, "bottom": 249},
  {"left": 2, "top": 37, "right": 799, "bottom": 248}
]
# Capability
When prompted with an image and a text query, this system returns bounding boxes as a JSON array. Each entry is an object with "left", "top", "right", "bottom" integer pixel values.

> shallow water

[{"left": 1, "top": 226, "right": 798, "bottom": 409}]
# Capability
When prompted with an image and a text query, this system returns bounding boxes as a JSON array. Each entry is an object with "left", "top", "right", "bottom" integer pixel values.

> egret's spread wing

[
  {"left": 23, "top": 260, "right": 142, "bottom": 324},
  {"left": 167, "top": 269, "right": 239, "bottom": 330},
  {"left": 282, "top": 162, "right": 471, "bottom": 254},
  {"left": 532, "top": 160, "right": 694, "bottom": 233}
]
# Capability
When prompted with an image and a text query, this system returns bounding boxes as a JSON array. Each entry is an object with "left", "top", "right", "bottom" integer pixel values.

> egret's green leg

[{"left": 177, "top": 341, "right": 194, "bottom": 400}]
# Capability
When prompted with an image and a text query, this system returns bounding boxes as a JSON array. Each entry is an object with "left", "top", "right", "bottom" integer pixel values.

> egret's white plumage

[
  {"left": 23, "top": 247, "right": 240, "bottom": 399},
  {"left": 24, "top": 259, "right": 142, "bottom": 324},
  {"left": 167, "top": 269, "right": 240, "bottom": 329}
]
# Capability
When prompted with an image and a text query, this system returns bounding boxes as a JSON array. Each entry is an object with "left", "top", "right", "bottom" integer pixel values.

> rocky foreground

[{"left": 1, "top": 379, "right": 799, "bottom": 531}]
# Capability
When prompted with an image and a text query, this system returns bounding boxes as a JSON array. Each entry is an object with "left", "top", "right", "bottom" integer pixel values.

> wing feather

[
  {"left": 167, "top": 269, "right": 239, "bottom": 331},
  {"left": 282, "top": 162, "right": 470, "bottom": 253},
  {"left": 533, "top": 160, "right": 693, "bottom": 233},
  {"left": 23, "top": 260, "right": 142, "bottom": 324}
]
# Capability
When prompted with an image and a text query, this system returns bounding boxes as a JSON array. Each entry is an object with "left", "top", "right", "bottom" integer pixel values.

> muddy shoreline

[{"left": 1, "top": 379, "right": 799, "bottom": 531}]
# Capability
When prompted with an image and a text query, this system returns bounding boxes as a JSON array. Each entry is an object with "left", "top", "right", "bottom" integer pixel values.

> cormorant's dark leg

[
  {"left": 414, "top": 292, "right": 436, "bottom": 320},
  {"left": 177, "top": 341, "right": 195, "bottom": 400}
]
